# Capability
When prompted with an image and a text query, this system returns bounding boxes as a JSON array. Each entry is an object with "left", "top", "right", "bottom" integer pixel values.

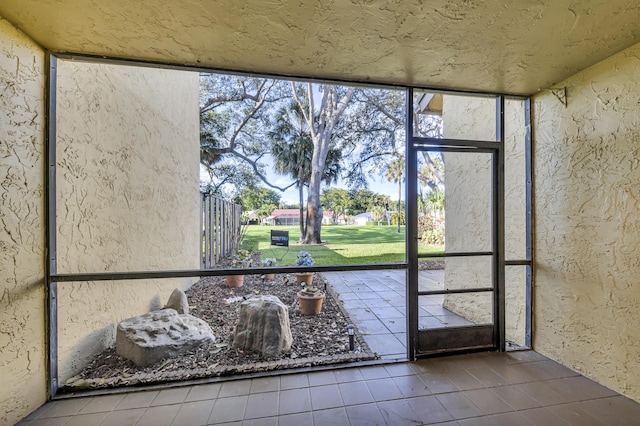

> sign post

[{"left": 269, "top": 230, "right": 289, "bottom": 261}]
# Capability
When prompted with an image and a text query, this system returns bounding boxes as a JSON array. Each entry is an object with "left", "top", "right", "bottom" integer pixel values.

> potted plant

[
  {"left": 298, "top": 285, "right": 325, "bottom": 315},
  {"left": 294, "top": 251, "right": 315, "bottom": 285},
  {"left": 226, "top": 249, "right": 251, "bottom": 288},
  {"left": 261, "top": 257, "right": 277, "bottom": 280}
]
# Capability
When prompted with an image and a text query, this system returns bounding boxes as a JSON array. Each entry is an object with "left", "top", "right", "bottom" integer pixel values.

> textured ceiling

[{"left": 1, "top": 0, "right": 640, "bottom": 95}]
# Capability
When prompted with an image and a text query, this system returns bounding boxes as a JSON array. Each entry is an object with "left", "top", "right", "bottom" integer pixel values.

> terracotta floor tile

[
  {"left": 63, "top": 412, "right": 109, "bottom": 426},
  {"left": 36, "top": 398, "right": 91, "bottom": 418},
  {"left": 543, "top": 376, "right": 618, "bottom": 402},
  {"left": 136, "top": 404, "right": 180, "bottom": 426},
  {"left": 338, "top": 381, "right": 375, "bottom": 406},
  {"left": 208, "top": 395, "right": 248, "bottom": 424},
  {"left": 345, "top": 402, "right": 386, "bottom": 426},
  {"left": 309, "top": 384, "right": 344, "bottom": 410},
  {"left": 548, "top": 402, "right": 608, "bottom": 426},
  {"left": 279, "top": 373, "right": 309, "bottom": 390},
  {"left": 312, "top": 407, "right": 350, "bottom": 426},
  {"left": 241, "top": 416, "right": 278, "bottom": 426},
  {"left": 435, "top": 392, "right": 484, "bottom": 420},
  {"left": 366, "top": 377, "right": 404, "bottom": 402},
  {"left": 307, "top": 370, "right": 337, "bottom": 387},
  {"left": 489, "top": 411, "right": 535, "bottom": 426},
  {"left": 77, "top": 394, "right": 126, "bottom": 414},
  {"left": 172, "top": 400, "right": 215, "bottom": 426},
  {"left": 489, "top": 384, "right": 542, "bottom": 410},
  {"left": 579, "top": 396, "right": 640, "bottom": 426},
  {"left": 392, "top": 375, "right": 432, "bottom": 398},
  {"left": 151, "top": 387, "right": 190, "bottom": 406},
  {"left": 184, "top": 382, "right": 221, "bottom": 402},
  {"left": 519, "top": 407, "right": 570, "bottom": 425},
  {"left": 419, "top": 372, "right": 459, "bottom": 394},
  {"left": 463, "top": 389, "right": 513, "bottom": 415},
  {"left": 217, "top": 379, "right": 251, "bottom": 398},
  {"left": 377, "top": 399, "right": 423, "bottom": 425},
  {"left": 243, "top": 392, "right": 279, "bottom": 420},
  {"left": 250, "top": 376, "right": 280, "bottom": 394},
  {"left": 334, "top": 367, "right": 365, "bottom": 383},
  {"left": 514, "top": 380, "right": 572, "bottom": 406},
  {"left": 99, "top": 408, "right": 146, "bottom": 425},
  {"left": 406, "top": 395, "right": 454, "bottom": 425},
  {"left": 278, "top": 388, "right": 311, "bottom": 415},
  {"left": 277, "top": 412, "right": 314, "bottom": 426}
]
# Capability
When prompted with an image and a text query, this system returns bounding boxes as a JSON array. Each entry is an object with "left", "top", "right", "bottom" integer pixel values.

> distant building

[
  {"left": 263, "top": 209, "right": 334, "bottom": 226},
  {"left": 352, "top": 212, "right": 373, "bottom": 226}
]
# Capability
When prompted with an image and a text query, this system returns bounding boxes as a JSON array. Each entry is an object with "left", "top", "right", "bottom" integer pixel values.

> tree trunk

[
  {"left": 294, "top": 84, "right": 355, "bottom": 244},
  {"left": 298, "top": 184, "right": 305, "bottom": 241},
  {"left": 304, "top": 202, "right": 323, "bottom": 244},
  {"left": 303, "top": 166, "right": 324, "bottom": 244},
  {"left": 397, "top": 179, "right": 402, "bottom": 233}
]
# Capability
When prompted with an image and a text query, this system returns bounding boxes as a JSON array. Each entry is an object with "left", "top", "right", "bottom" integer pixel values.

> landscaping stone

[
  {"left": 232, "top": 295, "right": 293, "bottom": 358},
  {"left": 116, "top": 308, "right": 215, "bottom": 367},
  {"left": 164, "top": 288, "right": 189, "bottom": 314}
]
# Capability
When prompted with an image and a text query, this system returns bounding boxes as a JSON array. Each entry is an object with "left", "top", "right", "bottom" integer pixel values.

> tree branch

[
  {"left": 200, "top": 79, "right": 268, "bottom": 115},
  {"left": 230, "top": 149, "right": 298, "bottom": 192}
]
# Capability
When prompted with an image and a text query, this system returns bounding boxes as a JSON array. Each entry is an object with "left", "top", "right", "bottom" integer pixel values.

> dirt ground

[{"left": 61, "top": 269, "right": 376, "bottom": 392}]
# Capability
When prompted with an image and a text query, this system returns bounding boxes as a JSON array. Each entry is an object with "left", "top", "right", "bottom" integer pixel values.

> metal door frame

[{"left": 405, "top": 89, "right": 509, "bottom": 359}]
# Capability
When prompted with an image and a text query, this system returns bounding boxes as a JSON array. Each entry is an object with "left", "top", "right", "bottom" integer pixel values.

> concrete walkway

[{"left": 324, "top": 268, "right": 470, "bottom": 360}]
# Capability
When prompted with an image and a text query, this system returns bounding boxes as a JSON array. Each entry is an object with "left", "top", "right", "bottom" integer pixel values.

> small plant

[
  {"left": 230, "top": 249, "right": 252, "bottom": 268},
  {"left": 261, "top": 258, "right": 277, "bottom": 267},
  {"left": 295, "top": 251, "right": 314, "bottom": 266},
  {"left": 299, "top": 286, "right": 323, "bottom": 297}
]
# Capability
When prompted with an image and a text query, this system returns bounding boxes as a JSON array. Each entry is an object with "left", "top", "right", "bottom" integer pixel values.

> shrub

[{"left": 418, "top": 214, "right": 445, "bottom": 245}]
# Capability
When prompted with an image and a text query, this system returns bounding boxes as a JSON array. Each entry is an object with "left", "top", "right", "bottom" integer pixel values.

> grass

[{"left": 242, "top": 224, "right": 443, "bottom": 266}]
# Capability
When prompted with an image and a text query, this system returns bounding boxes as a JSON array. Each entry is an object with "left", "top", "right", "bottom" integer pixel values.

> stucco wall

[
  {"left": 55, "top": 61, "right": 201, "bottom": 383},
  {"left": 442, "top": 95, "right": 495, "bottom": 327},
  {"left": 533, "top": 42, "right": 640, "bottom": 402},
  {"left": 442, "top": 95, "right": 528, "bottom": 345},
  {"left": 0, "top": 17, "right": 47, "bottom": 426}
]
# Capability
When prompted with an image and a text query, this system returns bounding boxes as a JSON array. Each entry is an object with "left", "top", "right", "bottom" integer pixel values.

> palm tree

[
  {"left": 426, "top": 188, "right": 445, "bottom": 217},
  {"left": 271, "top": 102, "right": 341, "bottom": 240},
  {"left": 371, "top": 205, "right": 386, "bottom": 226},
  {"left": 385, "top": 156, "right": 405, "bottom": 233}
]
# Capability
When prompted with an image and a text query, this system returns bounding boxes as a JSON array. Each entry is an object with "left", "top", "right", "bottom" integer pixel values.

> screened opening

[{"left": 48, "top": 55, "right": 530, "bottom": 395}]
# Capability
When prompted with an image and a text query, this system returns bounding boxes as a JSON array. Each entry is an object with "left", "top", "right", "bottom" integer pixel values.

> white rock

[
  {"left": 164, "top": 288, "right": 189, "bottom": 314},
  {"left": 116, "top": 309, "right": 214, "bottom": 367}
]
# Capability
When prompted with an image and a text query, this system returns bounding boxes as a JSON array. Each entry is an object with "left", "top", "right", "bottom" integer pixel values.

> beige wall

[
  {"left": 0, "top": 17, "right": 47, "bottom": 425},
  {"left": 442, "top": 95, "right": 495, "bottom": 326},
  {"left": 55, "top": 61, "right": 201, "bottom": 382},
  {"left": 533, "top": 42, "right": 640, "bottom": 402}
]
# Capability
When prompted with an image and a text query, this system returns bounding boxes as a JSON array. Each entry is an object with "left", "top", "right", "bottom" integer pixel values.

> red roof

[{"left": 270, "top": 209, "right": 333, "bottom": 218}]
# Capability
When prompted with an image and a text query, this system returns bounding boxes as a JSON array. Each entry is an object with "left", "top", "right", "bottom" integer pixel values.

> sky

[
  {"left": 273, "top": 172, "right": 404, "bottom": 206},
  {"left": 199, "top": 164, "right": 405, "bottom": 206}
]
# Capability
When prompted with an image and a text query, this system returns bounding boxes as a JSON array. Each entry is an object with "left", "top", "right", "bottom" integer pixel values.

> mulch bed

[{"left": 60, "top": 267, "right": 377, "bottom": 393}]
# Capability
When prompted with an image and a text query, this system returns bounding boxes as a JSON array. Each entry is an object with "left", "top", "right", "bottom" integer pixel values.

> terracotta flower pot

[
  {"left": 264, "top": 273, "right": 276, "bottom": 280},
  {"left": 225, "top": 275, "right": 244, "bottom": 288},
  {"left": 297, "top": 291, "right": 325, "bottom": 315},
  {"left": 295, "top": 272, "right": 314, "bottom": 285}
]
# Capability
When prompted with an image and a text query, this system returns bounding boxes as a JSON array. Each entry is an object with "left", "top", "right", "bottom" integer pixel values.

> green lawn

[{"left": 242, "top": 224, "right": 443, "bottom": 266}]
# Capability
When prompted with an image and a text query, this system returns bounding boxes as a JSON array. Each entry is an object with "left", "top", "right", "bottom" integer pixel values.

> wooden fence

[{"left": 201, "top": 194, "right": 242, "bottom": 268}]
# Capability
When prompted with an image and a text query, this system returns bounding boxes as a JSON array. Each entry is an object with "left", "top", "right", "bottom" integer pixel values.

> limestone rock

[
  {"left": 164, "top": 288, "right": 189, "bottom": 314},
  {"left": 232, "top": 295, "right": 292, "bottom": 358},
  {"left": 116, "top": 308, "right": 214, "bottom": 367}
]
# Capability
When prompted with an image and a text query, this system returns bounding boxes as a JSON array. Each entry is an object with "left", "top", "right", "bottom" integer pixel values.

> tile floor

[
  {"left": 19, "top": 350, "right": 640, "bottom": 425},
  {"left": 325, "top": 269, "right": 464, "bottom": 359}
]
